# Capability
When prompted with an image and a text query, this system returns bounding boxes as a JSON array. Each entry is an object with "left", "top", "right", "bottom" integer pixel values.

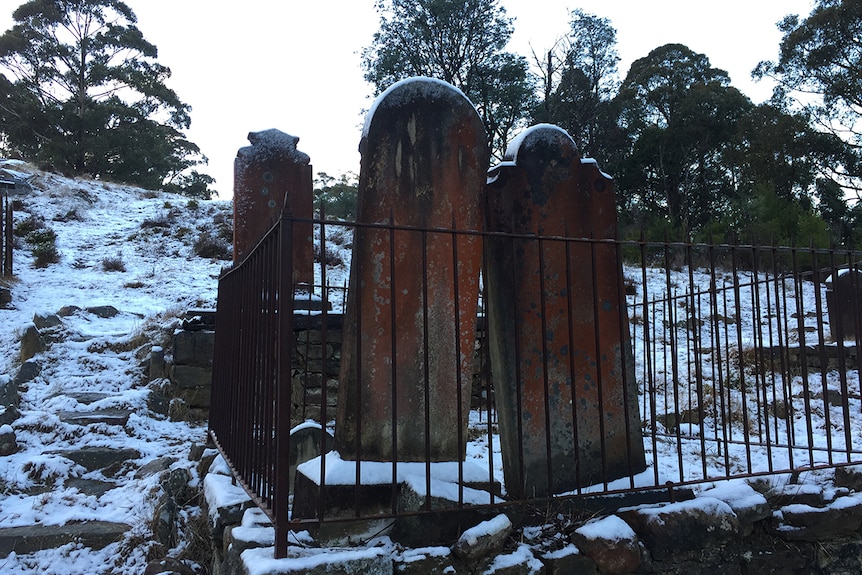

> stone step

[
  {"left": 0, "top": 521, "right": 130, "bottom": 558},
  {"left": 53, "top": 447, "right": 140, "bottom": 472},
  {"left": 58, "top": 408, "right": 132, "bottom": 426}
]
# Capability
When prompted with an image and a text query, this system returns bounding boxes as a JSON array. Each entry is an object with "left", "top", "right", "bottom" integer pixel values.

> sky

[{"left": 1, "top": 0, "right": 815, "bottom": 199}]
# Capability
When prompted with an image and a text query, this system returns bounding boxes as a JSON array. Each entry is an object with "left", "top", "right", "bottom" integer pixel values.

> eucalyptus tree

[
  {"left": 0, "top": 0, "right": 213, "bottom": 197},
  {"left": 362, "top": 0, "right": 535, "bottom": 158}
]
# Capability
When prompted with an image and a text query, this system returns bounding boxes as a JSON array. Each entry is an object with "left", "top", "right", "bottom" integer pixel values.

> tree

[
  {"left": 0, "top": 0, "right": 213, "bottom": 197},
  {"left": 612, "top": 44, "right": 751, "bottom": 235},
  {"left": 532, "top": 10, "right": 620, "bottom": 156},
  {"left": 362, "top": 0, "right": 535, "bottom": 158},
  {"left": 314, "top": 171, "right": 359, "bottom": 220},
  {"left": 754, "top": 0, "right": 862, "bottom": 196}
]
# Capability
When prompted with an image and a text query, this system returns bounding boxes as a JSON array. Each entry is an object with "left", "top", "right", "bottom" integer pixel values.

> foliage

[
  {"left": 531, "top": 9, "right": 620, "bottom": 156},
  {"left": 755, "top": 0, "right": 862, "bottom": 185},
  {"left": 362, "top": 0, "right": 535, "bottom": 158},
  {"left": 314, "top": 171, "right": 358, "bottom": 220},
  {"left": 26, "top": 227, "right": 58, "bottom": 266},
  {"left": 0, "top": 0, "right": 213, "bottom": 198}
]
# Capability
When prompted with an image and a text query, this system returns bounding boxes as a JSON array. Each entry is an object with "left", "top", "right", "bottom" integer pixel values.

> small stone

[
  {"left": 0, "top": 425, "right": 17, "bottom": 456},
  {"left": 86, "top": 305, "right": 119, "bottom": 318},
  {"left": 453, "top": 514, "right": 513, "bottom": 563},
  {"left": 57, "top": 305, "right": 81, "bottom": 317},
  {"left": 571, "top": 515, "right": 640, "bottom": 574},
  {"left": 19, "top": 325, "right": 45, "bottom": 362},
  {"left": 32, "top": 312, "right": 62, "bottom": 330}
]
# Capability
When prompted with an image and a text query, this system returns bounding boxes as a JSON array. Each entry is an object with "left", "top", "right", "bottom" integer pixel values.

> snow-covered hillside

[{"left": 0, "top": 161, "right": 232, "bottom": 574}]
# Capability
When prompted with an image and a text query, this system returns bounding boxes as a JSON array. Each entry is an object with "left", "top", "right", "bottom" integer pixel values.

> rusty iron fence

[
  {"left": 210, "top": 213, "right": 862, "bottom": 557},
  {"left": 1, "top": 188, "right": 13, "bottom": 276}
]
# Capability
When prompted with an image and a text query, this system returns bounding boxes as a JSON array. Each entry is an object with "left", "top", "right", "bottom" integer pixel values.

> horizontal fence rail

[{"left": 210, "top": 213, "right": 862, "bottom": 557}]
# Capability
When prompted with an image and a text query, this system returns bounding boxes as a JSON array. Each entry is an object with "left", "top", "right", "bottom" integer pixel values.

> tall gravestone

[
  {"left": 233, "top": 129, "right": 314, "bottom": 285},
  {"left": 335, "top": 78, "right": 489, "bottom": 462},
  {"left": 485, "top": 124, "right": 645, "bottom": 498}
]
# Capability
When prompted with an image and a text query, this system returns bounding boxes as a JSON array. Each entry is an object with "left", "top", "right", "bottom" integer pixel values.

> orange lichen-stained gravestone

[
  {"left": 233, "top": 129, "right": 313, "bottom": 284},
  {"left": 335, "top": 78, "right": 489, "bottom": 462},
  {"left": 484, "top": 124, "right": 645, "bottom": 498}
]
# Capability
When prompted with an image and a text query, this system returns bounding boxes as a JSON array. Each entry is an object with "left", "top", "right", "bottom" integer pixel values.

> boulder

[
  {"left": 571, "top": 515, "right": 640, "bottom": 574},
  {"left": 453, "top": 514, "right": 513, "bottom": 563},
  {"left": 618, "top": 497, "right": 739, "bottom": 560}
]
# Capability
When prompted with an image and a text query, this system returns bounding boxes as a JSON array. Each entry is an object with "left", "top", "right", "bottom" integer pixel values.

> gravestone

[
  {"left": 826, "top": 269, "right": 862, "bottom": 340},
  {"left": 335, "top": 77, "right": 489, "bottom": 462},
  {"left": 233, "top": 129, "right": 313, "bottom": 284},
  {"left": 484, "top": 124, "right": 645, "bottom": 498}
]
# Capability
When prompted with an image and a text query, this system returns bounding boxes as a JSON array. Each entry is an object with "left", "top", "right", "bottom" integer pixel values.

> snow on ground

[{"left": 0, "top": 162, "right": 230, "bottom": 574}]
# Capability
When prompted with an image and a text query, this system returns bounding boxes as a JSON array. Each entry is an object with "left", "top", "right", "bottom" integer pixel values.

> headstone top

[
  {"left": 362, "top": 76, "right": 475, "bottom": 140},
  {"left": 504, "top": 123, "right": 579, "bottom": 163},
  {"left": 237, "top": 129, "right": 310, "bottom": 165}
]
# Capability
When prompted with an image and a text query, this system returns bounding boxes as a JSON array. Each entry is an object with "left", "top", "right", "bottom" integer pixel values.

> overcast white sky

[{"left": 1, "top": 0, "right": 814, "bottom": 198}]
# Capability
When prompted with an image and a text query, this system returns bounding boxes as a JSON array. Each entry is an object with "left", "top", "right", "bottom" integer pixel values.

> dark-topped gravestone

[
  {"left": 335, "top": 77, "right": 489, "bottom": 462},
  {"left": 484, "top": 124, "right": 645, "bottom": 498},
  {"left": 233, "top": 129, "right": 313, "bottom": 284},
  {"left": 826, "top": 268, "right": 862, "bottom": 340}
]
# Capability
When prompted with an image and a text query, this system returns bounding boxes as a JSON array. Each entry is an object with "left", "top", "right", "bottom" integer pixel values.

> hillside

[{"left": 0, "top": 161, "right": 232, "bottom": 574}]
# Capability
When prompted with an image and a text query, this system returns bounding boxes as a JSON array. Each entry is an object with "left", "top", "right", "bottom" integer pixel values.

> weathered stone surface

[
  {"left": 55, "top": 447, "right": 141, "bottom": 472},
  {"left": 12, "top": 360, "right": 40, "bottom": 387},
  {"left": 32, "top": 312, "right": 62, "bottom": 330},
  {"left": 86, "top": 305, "right": 119, "bottom": 318},
  {"left": 337, "top": 77, "right": 488, "bottom": 463},
  {"left": 618, "top": 498, "right": 739, "bottom": 560},
  {"left": 0, "top": 521, "right": 130, "bottom": 558},
  {"left": 58, "top": 408, "right": 132, "bottom": 426},
  {"left": 453, "top": 514, "right": 513, "bottom": 563},
  {"left": 482, "top": 544, "right": 545, "bottom": 575},
  {"left": 484, "top": 125, "right": 644, "bottom": 497},
  {"left": 0, "top": 404, "right": 20, "bottom": 426},
  {"left": 66, "top": 478, "right": 115, "bottom": 497},
  {"left": 64, "top": 391, "right": 110, "bottom": 404},
  {"left": 289, "top": 424, "right": 333, "bottom": 493},
  {"left": 149, "top": 345, "right": 166, "bottom": 380},
  {"left": 765, "top": 483, "right": 825, "bottom": 508},
  {"left": 825, "top": 268, "right": 862, "bottom": 339},
  {"left": 0, "top": 426, "right": 17, "bottom": 456},
  {"left": 395, "top": 547, "right": 457, "bottom": 575},
  {"left": 571, "top": 515, "right": 640, "bottom": 574},
  {"left": 57, "top": 305, "right": 81, "bottom": 317},
  {"left": 774, "top": 494, "right": 862, "bottom": 541},
  {"left": 233, "top": 128, "right": 314, "bottom": 285},
  {"left": 170, "top": 364, "right": 211, "bottom": 389},
  {"left": 700, "top": 481, "right": 771, "bottom": 535},
  {"left": 240, "top": 545, "right": 393, "bottom": 575},
  {"left": 834, "top": 464, "right": 862, "bottom": 491},
  {"left": 135, "top": 456, "right": 177, "bottom": 479},
  {"left": 173, "top": 330, "right": 215, "bottom": 367},
  {"left": 203, "top": 472, "right": 253, "bottom": 541},
  {"left": 541, "top": 546, "right": 597, "bottom": 575},
  {"left": 19, "top": 325, "right": 45, "bottom": 362}
]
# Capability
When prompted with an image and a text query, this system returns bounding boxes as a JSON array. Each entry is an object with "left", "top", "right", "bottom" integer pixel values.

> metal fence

[
  {"left": 1, "top": 188, "right": 13, "bottom": 276},
  {"left": 209, "top": 213, "right": 862, "bottom": 557}
]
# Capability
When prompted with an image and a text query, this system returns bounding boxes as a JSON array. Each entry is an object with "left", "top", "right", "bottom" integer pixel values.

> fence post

[{"left": 275, "top": 210, "right": 295, "bottom": 558}]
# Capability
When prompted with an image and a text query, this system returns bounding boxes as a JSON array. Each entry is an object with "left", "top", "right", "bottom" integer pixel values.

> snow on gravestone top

[
  {"left": 236, "top": 128, "right": 310, "bottom": 165},
  {"left": 361, "top": 76, "right": 476, "bottom": 141},
  {"left": 503, "top": 123, "right": 577, "bottom": 163}
]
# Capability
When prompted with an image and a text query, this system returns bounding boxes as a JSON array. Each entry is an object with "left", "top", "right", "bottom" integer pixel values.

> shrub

[
  {"left": 193, "top": 232, "right": 231, "bottom": 260},
  {"left": 102, "top": 256, "right": 126, "bottom": 272},
  {"left": 27, "top": 228, "right": 59, "bottom": 267},
  {"left": 14, "top": 214, "right": 44, "bottom": 237}
]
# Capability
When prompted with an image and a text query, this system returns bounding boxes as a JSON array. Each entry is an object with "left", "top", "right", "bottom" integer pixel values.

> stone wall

[{"left": 198, "top": 457, "right": 862, "bottom": 575}]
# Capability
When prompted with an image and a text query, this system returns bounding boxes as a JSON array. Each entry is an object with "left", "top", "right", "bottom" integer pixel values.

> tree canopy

[
  {"left": 0, "top": 0, "right": 213, "bottom": 198},
  {"left": 362, "top": 0, "right": 535, "bottom": 158}
]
